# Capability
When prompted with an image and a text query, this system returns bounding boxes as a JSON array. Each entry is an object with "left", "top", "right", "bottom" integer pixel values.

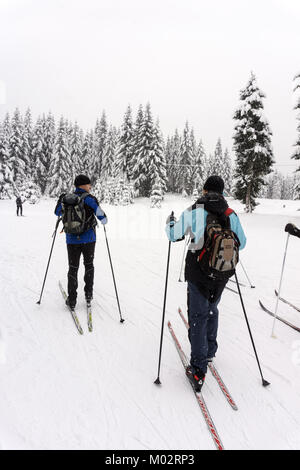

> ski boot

[{"left": 186, "top": 365, "right": 205, "bottom": 393}]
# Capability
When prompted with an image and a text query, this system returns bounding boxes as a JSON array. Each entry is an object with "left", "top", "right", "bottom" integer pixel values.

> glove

[
  {"left": 166, "top": 212, "right": 176, "bottom": 226},
  {"left": 285, "top": 223, "right": 300, "bottom": 238},
  {"left": 100, "top": 215, "right": 107, "bottom": 225}
]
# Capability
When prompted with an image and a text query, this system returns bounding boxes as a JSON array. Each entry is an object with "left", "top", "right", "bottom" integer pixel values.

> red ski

[
  {"left": 168, "top": 321, "right": 224, "bottom": 451},
  {"left": 178, "top": 307, "right": 238, "bottom": 410}
]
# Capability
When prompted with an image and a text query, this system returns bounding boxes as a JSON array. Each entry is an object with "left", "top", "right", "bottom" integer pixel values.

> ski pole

[
  {"left": 235, "top": 273, "right": 270, "bottom": 387},
  {"left": 103, "top": 225, "right": 124, "bottom": 323},
  {"left": 36, "top": 217, "right": 61, "bottom": 305},
  {"left": 271, "top": 233, "right": 290, "bottom": 338},
  {"left": 154, "top": 212, "right": 173, "bottom": 385},
  {"left": 240, "top": 259, "right": 255, "bottom": 288},
  {"left": 178, "top": 235, "right": 190, "bottom": 282}
]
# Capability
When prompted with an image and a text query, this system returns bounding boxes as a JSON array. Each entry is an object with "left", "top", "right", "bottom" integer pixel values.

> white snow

[{"left": 1, "top": 194, "right": 300, "bottom": 450}]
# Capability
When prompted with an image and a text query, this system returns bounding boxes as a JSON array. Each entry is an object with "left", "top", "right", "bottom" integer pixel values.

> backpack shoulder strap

[
  {"left": 224, "top": 208, "right": 235, "bottom": 217},
  {"left": 79, "top": 192, "right": 90, "bottom": 202}
]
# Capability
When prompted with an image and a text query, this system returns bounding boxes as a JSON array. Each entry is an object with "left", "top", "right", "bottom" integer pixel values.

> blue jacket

[
  {"left": 166, "top": 205, "right": 246, "bottom": 249},
  {"left": 165, "top": 192, "right": 246, "bottom": 300},
  {"left": 55, "top": 188, "right": 107, "bottom": 244}
]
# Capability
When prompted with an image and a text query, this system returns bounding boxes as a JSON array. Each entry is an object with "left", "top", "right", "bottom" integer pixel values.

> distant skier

[
  {"left": 165, "top": 176, "right": 246, "bottom": 392},
  {"left": 55, "top": 175, "right": 107, "bottom": 310},
  {"left": 16, "top": 196, "right": 23, "bottom": 216}
]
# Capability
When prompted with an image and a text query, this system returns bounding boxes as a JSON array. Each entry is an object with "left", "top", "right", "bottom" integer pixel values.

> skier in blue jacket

[
  {"left": 55, "top": 174, "right": 107, "bottom": 310},
  {"left": 166, "top": 176, "right": 246, "bottom": 392}
]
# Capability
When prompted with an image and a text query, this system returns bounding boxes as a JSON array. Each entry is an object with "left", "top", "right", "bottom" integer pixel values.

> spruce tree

[
  {"left": 131, "top": 103, "right": 156, "bottom": 197},
  {"left": 47, "top": 117, "right": 72, "bottom": 196},
  {"left": 114, "top": 105, "right": 134, "bottom": 179},
  {"left": 23, "top": 108, "right": 33, "bottom": 179},
  {"left": 32, "top": 116, "right": 46, "bottom": 190},
  {"left": 131, "top": 104, "right": 144, "bottom": 183},
  {"left": 193, "top": 139, "right": 206, "bottom": 190},
  {"left": 178, "top": 122, "right": 194, "bottom": 194},
  {"left": 165, "top": 129, "right": 181, "bottom": 193},
  {"left": 150, "top": 120, "right": 167, "bottom": 195},
  {"left": 102, "top": 125, "right": 118, "bottom": 179},
  {"left": 0, "top": 121, "right": 13, "bottom": 197},
  {"left": 223, "top": 148, "right": 232, "bottom": 194},
  {"left": 233, "top": 73, "right": 274, "bottom": 212},
  {"left": 80, "top": 130, "right": 94, "bottom": 176},
  {"left": 93, "top": 111, "right": 107, "bottom": 182},
  {"left": 69, "top": 121, "right": 83, "bottom": 180},
  {"left": 9, "top": 108, "right": 28, "bottom": 187}
]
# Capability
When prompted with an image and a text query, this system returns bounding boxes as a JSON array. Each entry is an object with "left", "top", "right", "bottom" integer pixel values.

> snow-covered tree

[
  {"left": 32, "top": 116, "right": 46, "bottom": 189},
  {"left": 131, "top": 105, "right": 144, "bottom": 184},
  {"left": 69, "top": 121, "right": 83, "bottom": 180},
  {"left": 93, "top": 111, "right": 108, "bottom": 182},
  {"left": 131, "top": 103, "right": 156, "bottom": 197},
  {"left": 150, "top": 120, "right": 167, "bottom": 195},
  {"left": 47, "top": 117, "right": 72, "bottom": 196},
  {"left": 114, "top": 105, "right": 134, "bottom": 179},
  {"left": 9, "top": 108, "right": 28, "bottom": 186},
  {"left": 80, "top": 130, "right": 94, "bottom": 176},
  {"left": 223, "top": 148, "right": 233, "bottom": 194},
  {"left": 23, "top": 108, "right": 33, "bottom": 179},
  {"left": 102, "top": 125, "right": 118, "bottom": 179},
  {"left": 178, "top": 121, "right": 193, "bottom": 194},
  {"left": 192, "top": 139, "right": 206, "bottom": 190},
  {"left": 192, "top": 187, "right": 200, "bottom": 201},
  {"left": 150, "top": 179, "right": 163, "bottom": 208},
  {"left": 165, "top": 130, "right": 181, "bottom": 193},
  {"left": 233, "top": 73, "right": 274, "bottom": 212},
  {"left": 18, "top": 178, "right": 41, "bottom": 204},
  {"left": 0, "top": 119, "right": 13, "bottom": 198}
]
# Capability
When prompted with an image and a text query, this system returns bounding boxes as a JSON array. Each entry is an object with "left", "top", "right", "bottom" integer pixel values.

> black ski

[
  {"left": 259, "top": 300, "right": 300, "bottom": 333},
  {"left": 229, "top": 279, "right": 246, "bottom": 288},
  {"left": 225, "top": 285, "right": 238, "bottom": 295},
  {"left": 59, "top": 281, "right": 84, "bottom": 335},
  {"left": 274, "top": 290, "right": 300, "bottom": 313}
]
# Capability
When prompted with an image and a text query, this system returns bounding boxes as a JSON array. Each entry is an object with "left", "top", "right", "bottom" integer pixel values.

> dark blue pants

[{"left": 187, "top": 281, "right": 221, "bottom": 374}]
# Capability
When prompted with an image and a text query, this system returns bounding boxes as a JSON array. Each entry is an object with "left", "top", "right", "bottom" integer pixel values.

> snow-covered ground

[{"left": 1, "top": 194, "right": 300, "bottom": 450}]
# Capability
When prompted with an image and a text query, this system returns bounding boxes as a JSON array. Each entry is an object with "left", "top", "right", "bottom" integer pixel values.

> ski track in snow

[{"left": 1, "top": 195, "right": 300, "bottom": 449}]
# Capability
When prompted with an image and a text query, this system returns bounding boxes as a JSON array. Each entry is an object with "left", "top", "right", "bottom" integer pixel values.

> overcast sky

[{"left": 0, "top": 0, "right": 300, "bottom": 173}]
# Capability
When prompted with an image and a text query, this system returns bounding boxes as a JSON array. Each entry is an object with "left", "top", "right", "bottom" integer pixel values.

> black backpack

[
  {"left": 61, "top": 193, "right": 95, "bottom": 235},
  {"left": 197, "top": 208, "right": 240, "bottom": 281}
]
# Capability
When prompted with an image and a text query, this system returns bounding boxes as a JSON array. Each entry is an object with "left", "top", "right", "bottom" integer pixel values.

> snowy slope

[{"left": 1, "top": 195, "right": 300, "bottom": 450}]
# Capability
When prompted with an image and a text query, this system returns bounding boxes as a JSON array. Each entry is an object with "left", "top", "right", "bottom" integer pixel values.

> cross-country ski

[
  {"left": 259, "top": 301, "right": 300, "bottom": 333},
  {"left": 274, "top": 290, "right": 300, "bottom": 313},
  {"left": 167, "top": 321, "right": 224, "bottom": 450},
  {"left": 177, "top": 307, "right": 238, "bottom": 410},
  {"left": 59, "top": 281, "right": 84, "bottom": 335}
]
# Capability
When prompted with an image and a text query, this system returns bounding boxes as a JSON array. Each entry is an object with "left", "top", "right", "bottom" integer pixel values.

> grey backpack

[{"left": 61, "top": 193, "right": 90, "bottom": 235}]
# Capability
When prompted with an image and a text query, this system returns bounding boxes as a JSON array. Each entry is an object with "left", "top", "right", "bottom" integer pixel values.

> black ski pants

[
  {"left": 17, "top": 205, "right": 23, "bottom": 216},
  {"left": 67, "top": 242, "right": 96, "bottom": 305}
]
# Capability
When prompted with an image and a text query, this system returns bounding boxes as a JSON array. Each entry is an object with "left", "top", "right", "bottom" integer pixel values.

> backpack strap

[{"left": 224, "top": 208, "right": 235, "bottom": 217}]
